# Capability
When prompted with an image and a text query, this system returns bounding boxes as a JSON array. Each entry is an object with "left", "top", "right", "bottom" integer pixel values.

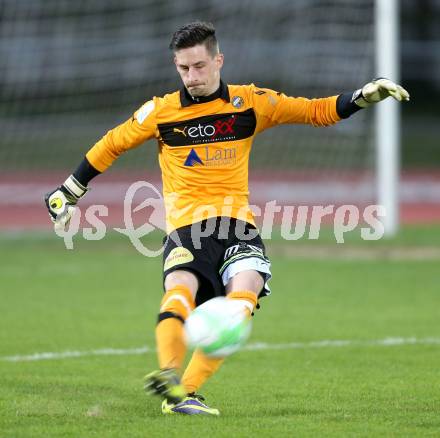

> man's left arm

[
  {"left": 252, "top": 78, "right": 409, "bottom": 131},
  {"left": 336, "top": 78, "right": 410, "bottom": 119}
]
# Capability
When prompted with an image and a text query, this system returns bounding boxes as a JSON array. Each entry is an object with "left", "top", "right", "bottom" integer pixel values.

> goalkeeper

[{"left": 44, "top": 22, "right": 409, "bottom": 416}]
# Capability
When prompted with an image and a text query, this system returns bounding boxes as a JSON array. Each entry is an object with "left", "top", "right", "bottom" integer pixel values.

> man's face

[{"left": 174, "top": 44, "right": 224, "bottom": 97}]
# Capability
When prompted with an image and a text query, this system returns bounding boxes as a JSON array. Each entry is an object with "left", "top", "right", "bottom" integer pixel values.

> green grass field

[{"left": 1, "top": 228, "right": 439, "bottom": 437}]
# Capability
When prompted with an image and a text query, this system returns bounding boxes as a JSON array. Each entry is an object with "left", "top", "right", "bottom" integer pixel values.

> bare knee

[
  {"left": 225, "top": 270, "right": 264, "bottom": 295},
  {"left": 164, "top": 270, "right": 199, "bottom": 299}
]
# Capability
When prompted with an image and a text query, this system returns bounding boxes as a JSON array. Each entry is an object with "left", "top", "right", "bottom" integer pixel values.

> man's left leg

[
  {"left": 181, "top": 270, "right": 263, "bottom": 394},
  {"left": 144, "top": 270, "right": 198, "bottom": 404}
]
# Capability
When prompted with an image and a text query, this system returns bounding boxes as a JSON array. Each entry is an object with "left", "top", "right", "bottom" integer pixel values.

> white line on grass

[
  {"left": 1, "top": 337, "right": 439, "bottom": 363},
  {"left": 1, "top": 347, "right": 153, "bottom": 362}
]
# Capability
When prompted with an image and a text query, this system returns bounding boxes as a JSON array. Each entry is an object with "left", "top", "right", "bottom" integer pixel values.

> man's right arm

[{"left": 45, "top": 99, "right": 158, "bottom": 229}]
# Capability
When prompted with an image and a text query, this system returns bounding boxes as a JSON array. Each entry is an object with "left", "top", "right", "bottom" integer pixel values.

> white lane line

[
  {"left": 243, "top": 337, "right": 440, "bottom": 351},
  {"left": 1, "top": 347, "right": 153, "bottom": 362},
  {"left": 1, "top": 337, "right": 439, "bottom": 363}
]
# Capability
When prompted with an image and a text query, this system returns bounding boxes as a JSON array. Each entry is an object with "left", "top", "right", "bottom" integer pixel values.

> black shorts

[{"left": 162, "top": 217, "right": 271, "bottom": 306}]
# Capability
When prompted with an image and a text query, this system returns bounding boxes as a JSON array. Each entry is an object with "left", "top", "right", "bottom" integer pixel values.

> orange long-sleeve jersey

[{"left": 86, "top": 82, "right": 341, "bottom": 233}]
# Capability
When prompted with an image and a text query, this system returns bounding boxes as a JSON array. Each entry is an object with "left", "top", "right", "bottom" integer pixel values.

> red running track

[{"left": 1, "top": 171, "right": 439, "bottom": 230}]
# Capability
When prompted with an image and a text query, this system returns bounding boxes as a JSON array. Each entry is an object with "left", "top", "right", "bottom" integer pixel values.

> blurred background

[{"left": 0, "top": 0, "right": 439, "bottom": 230}]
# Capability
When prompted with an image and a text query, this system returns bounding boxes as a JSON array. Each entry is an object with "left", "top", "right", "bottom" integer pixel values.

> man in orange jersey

[{"left": 45, "top": 22, "right": 409, "bottom": 415}]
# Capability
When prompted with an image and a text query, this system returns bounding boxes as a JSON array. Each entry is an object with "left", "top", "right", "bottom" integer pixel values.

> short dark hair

[{"left": 169, "top": 21, "right": 218, "bottom": 57}]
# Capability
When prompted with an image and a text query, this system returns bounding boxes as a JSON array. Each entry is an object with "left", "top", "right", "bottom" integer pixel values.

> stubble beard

[{"left": 187, "top": 85, "right": 208, "bottom": 97}]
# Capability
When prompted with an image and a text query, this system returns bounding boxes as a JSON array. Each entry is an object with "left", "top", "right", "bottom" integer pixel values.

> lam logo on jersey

[
  {"left": 184, "top": 148, "right": 204, "bottom": 167},
  {"left": 184, "top": 146, "right": 238, "bottom": 167},
  {"left": 158, "top": 108, "right": 256, "bottom": 147}
]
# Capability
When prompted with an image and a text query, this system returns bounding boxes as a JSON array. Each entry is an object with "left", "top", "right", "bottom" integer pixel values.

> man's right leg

[
  {"left": 157, "top": 270, "right": 198, "bottom": 370},
  {"left": 145, "top": 269, "right": 220, "bottom": 415},
  {"left": 144, "top": 270, "right": 197, "bottom": 403}
]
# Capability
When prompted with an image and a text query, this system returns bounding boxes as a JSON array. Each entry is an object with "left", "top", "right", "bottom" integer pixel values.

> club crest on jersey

[{"left": 231, "top": 96, "right": 244, "bottom": 109}]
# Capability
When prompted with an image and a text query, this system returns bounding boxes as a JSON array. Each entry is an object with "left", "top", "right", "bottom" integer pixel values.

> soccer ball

[{"left": 184, "top": 297, "right": 252, "bottom": 358}]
